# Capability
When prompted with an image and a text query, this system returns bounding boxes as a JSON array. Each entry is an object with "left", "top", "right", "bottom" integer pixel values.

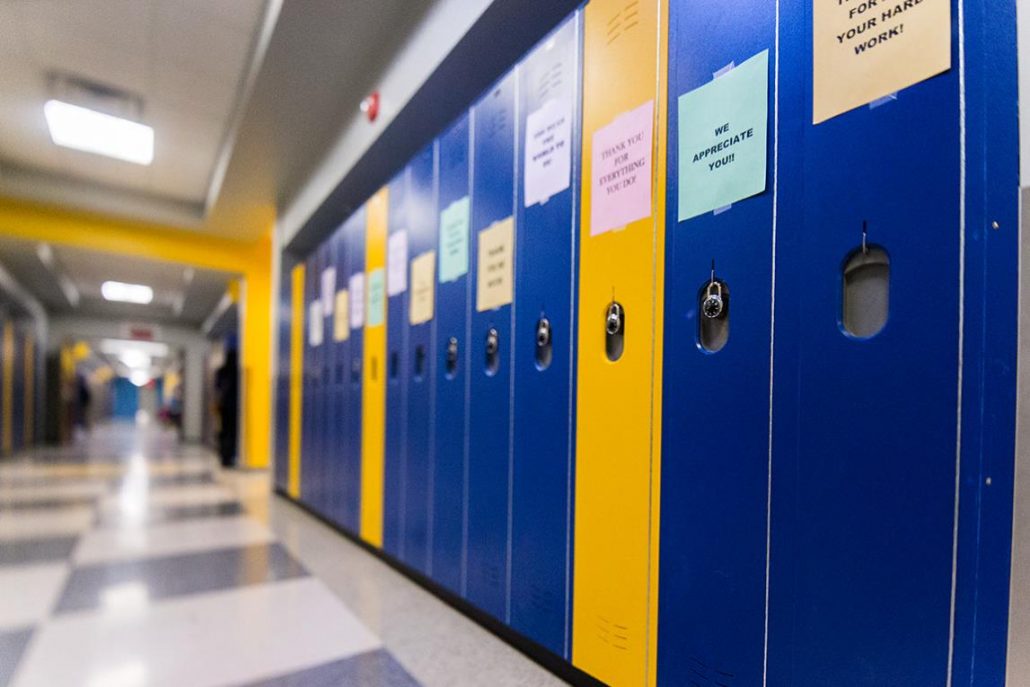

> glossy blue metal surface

[
  {"left": 325, "top": 225, "right": 347, "bottom": 529},
  {"left": 465, "top": 70, "right": 517, "bottom": 623},
  {"left": 300, "top": 252, "right": 318, "bottom": 511},
  {"left": 402, "top": 142, "right": 438, "bottom": 576},
  {"left": 658, "top": 2, "right": 776, "bottom": 684},
  {"left": 431, "top": 115, "right": 471, "bottom": 596},
  {"left": 509, "top": 13, "right": 580, "bottom": 659},
  {"left": 274, "top": 257, "right": 292, "bottom": 492},
  {"left": 339, "top": 207, "right": 364, "bottom": 535},
  {"left": 383, "top": 168, "right": 410, "bottom": 560},
  {"left": 769, "top": 2, "right": 964, "bottom": 683}
]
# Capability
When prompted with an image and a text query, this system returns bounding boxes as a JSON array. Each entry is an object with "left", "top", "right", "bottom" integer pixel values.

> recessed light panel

[{"left": 44, "top": 99, "right": 154, "bottom": 165}]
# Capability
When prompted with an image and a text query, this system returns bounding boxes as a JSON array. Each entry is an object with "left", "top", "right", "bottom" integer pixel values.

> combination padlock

[
  {"left": 535, "top": 318, "right": 552, "bottom": 349},
  {"left": 485, "top": 328, "right": 499, "bottom": 356},
  {"left": 605, "top": 302, "right": 624, "bottom": 336},
  {"left": 702, "top": 280, "right": 724, "bottom": 319}
]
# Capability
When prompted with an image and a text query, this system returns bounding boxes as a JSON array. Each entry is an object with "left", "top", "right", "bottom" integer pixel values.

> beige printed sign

[
  {"left": 476, "top": 217, "right": 514, "bottom": 312},
  {"left": 813, "top": 0, "right": 950, "bottom": 124},
  {"left": 333, "top": 290, "right": 349, "bottom": 342},
  {"left": 409, "top": 251, "right": 436, "bottom": 325}
]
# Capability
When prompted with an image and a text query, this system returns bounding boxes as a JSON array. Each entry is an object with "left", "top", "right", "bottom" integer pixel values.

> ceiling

[
  {"left": 0, "top": 0, "right": 434, "bottom": 242},
  {"left": 0, "top": 236, "right": 234, "bottom": 327},
  {"left": 0, "top": 0, "right": 267, "bottom": 223}
]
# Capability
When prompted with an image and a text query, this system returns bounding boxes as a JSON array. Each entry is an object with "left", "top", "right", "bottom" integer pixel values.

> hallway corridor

[{"left": 0, "top": 423, "right": 564, "bottom": 687}]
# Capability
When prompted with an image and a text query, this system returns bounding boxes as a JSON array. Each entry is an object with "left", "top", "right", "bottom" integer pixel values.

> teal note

[
  {"left": 678, "top": 50, "right": 769, "bottom": 222},
  {"left": 438, "top": 196, "right": 470, "bottom": 283},
  {"left": 367, "top": 269, "right": 385, "bottom": 327}
]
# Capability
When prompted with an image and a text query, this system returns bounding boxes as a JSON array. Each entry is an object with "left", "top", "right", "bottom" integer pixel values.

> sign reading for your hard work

[
  {"left": 814, "top": 0, "right": 951, "bottom": 124},
  {"left": 678, "top": 50, "right": 769, "bottom": 222}
]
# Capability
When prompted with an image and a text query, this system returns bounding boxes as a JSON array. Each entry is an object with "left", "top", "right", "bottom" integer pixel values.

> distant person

[
  {"left": 214, "top": 350, "right": 239, "bottom": 468},
  {"left": 77, "top": 374, "right": 92, "bottom": 431}
]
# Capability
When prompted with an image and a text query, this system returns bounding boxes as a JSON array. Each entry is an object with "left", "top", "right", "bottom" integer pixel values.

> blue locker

[
  {"left": 383, "top": 167, "right": 410, "bottom": 559},
  {"left": 466, "top": 70, "right": 517, "bottom": 622},
  {"left": 402, "top": 142, "right": 438, "bottom": 575},
  {"left": 768, "top": 2, "right": 965, "bottom": 684},
  {"left": 339, "top": 207, "right": 366, "bottom": 534},
  {"left": 11, "top": 326, "right": 22, "bottom": 452},
  {"left": 325, "top": 225, "right": 347, "bottom": 528},
  {"left": 300, "top": 251, "right": 319, "bottom": 509},
  {"left": 431, "top": 114, "right": 471, "bottom": 596},
  {"left": 319, "top": 240, "right": 336, "bottom": 517},
  {"left": 510, "top": 13, "right": 580, "bottom": 658},
  {"left": 657, "top": 3, "right": 776, "bottom": 685},
  {"left": 274, "top": 259, "right": 292, "bottom": 492}
]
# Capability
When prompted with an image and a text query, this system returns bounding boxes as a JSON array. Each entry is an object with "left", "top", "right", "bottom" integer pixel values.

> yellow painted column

[
  {"left": 360, "top": 187, "right": 389, "bottom": 546},
  {"left": 572, "top": 0, "right": 667, "bottom": 685},
  {"left": 2, "top": 320, "right": 12, "bottom": 454},
  {"left": 23, "top": 334, "right": 34, "bottom": 446},
  {"left": 288, "top": 264, "right": 306, "bottom": 499}
]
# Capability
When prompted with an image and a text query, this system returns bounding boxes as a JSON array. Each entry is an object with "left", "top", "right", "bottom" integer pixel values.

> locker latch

[
  {"left": 535, "top": 317, "right": 553, "bottom": 370},
  {"left": 605, "top": 301, "right": 625, "bottom": 362},
  {"left": 446, "top": 336, "right": 459, "bottom": 378},
  {"left": 485, "top": 327, "right": 500, "bottom": 375}
]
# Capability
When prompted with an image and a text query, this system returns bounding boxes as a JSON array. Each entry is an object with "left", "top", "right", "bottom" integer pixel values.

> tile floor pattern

[{"left": 0, "top": 423, "right": 567, "bottom": 687}]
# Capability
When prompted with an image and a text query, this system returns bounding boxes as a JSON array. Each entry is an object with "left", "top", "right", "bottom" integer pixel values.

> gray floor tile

[
  {"left": 0, "top": 496, "right": 98, "bottom": 511},
  {"left": 0, "top": 536, "right": 78, "bottom": 567},
  {"left": 0, "top": 628, "right": 32, "bottom": 687},
  {"left": 54, "top": 543, "right": 308, "bottom": 614},
  {"left": 241, "top": 649, "right": 421, "bottom": 687},
  {"left": 93, "top": 501, "right": 245, "bottom": 528}
]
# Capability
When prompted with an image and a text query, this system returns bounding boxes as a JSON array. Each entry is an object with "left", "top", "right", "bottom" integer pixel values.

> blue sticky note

[
  {"left": 367, "top": 268, "right": 385, "bottom": 327},
  {"left": 438, "top": 196, "right": 470, "bottom": 283},
  {"left": 678, "top": 50, "right": 769, "bottom": 222}
]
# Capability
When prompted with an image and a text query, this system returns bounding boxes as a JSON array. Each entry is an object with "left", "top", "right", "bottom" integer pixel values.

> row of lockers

[
  {"left": 274, "top": 1, "right": 1019, "bottom": 685},
  {"left": 0, "top": 317, "right": 38, "bottom": 456}
]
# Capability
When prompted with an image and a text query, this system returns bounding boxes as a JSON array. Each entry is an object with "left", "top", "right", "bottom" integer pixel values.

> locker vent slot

[
  {"left": 841, "top": 246, "right": 889, "bottom": 338},
  {"left": 596, "top": 614, "right": 630, "bottom": 652},
  {"left": 698, "top": 279, "right": 729, "bottom": 353}
]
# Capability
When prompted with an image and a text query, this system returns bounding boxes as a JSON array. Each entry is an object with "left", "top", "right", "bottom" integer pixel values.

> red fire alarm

[{"left": 360, "top": 91, "right": 380, "bottom": 122}]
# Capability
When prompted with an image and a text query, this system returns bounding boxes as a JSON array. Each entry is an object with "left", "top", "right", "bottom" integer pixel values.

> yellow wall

[{"left": 0, "top": 197, "right": 275, "bottom": 468}]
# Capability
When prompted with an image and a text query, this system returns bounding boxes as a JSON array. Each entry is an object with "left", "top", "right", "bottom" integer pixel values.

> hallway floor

[{"left": 0, "top": 422, "right": 566, "bottom": 687}]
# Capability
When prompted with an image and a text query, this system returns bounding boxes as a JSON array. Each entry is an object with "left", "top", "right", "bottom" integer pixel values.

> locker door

[
  {"left": 341, "top": 207, "right": 366, "bottom": 534},
  {"left": 316, "top": 241, "right": 333, "bottom": 516},
  {"left": 572, "top": 0, "right": 667, "bottom": 684},
  {"left": 769, "top": 3, "right": 963, "bottom": 684},
  {"left": 274, "top": 260, "right": 292, "bottom": 492},
  {"left": 657, "top": 2, "right": 777, "bottom": 685},
  {"left": 361, "top": 187, "right": 389, "bottom": 547},
  {"left": 384, "top": 169, "right": 410, "bottom": 559},
  {"left": 287, "top": 263, "right": 306, "bottom": 500},
  {"left": 300, "top": 252, "right": 319, "bottom": 509},
  {"left": 327, "top": 226, "right": 347, "bottom": 527},
  {"left": 403, "top": 142, "right": 438, "bottom": 576},
  {"left": 431, "top": 114, "right": 472, "bottom": 596},
  {"left": 11, "top": 326, "right": 22, "bottom": 452},
  {"left": 466, "top": 70, "right": 517, "bottom": 622},
  {"left": 510, "top": 12, "right": 581, "bottom": 659},
  {"left": 0, "top": 318, "right": 8, "bottom": 455}
]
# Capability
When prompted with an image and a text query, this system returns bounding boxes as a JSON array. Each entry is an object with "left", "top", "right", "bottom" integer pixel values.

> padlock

[
  {"left": 605, "top": 302, "right": 624, "bottom": 336},
  {"left": 536, "top": 317, "right": 552, "bottom": 349},
  {"left": 702, "top": 280, "right": 724, "bottom": 319},
  {"left": 485, "top": 328, "right": 499, "bottom": 356}
]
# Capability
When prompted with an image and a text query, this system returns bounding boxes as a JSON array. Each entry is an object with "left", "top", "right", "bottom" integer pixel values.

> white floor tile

[
  {"left": 0, "top": 563, "right": 70, "bottom": 630},
  {"left": 98, "top": 484, "right": 237, "bottom": 515},
  {"left": 0, "top": 508, "right": 96, "bottom": 541},
  {"left": 74, "top": 516, "right": 275, "bottom": 565},
  {"left": 12, "top": 577, "right": 381, "bottom": 687}
]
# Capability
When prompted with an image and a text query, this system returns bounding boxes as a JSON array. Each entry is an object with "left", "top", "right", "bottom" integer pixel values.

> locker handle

[
  {"left": 535, "top": 317, "right": 553, "bottom": 370},
  {"left": 605, "top": 301, "right": 625, "bottom": 362},
  {"left": 484, "top": 327, "right": 500, "bottom": 376},
  {"left": 445, "top": 336, "right": 460, "bottom": 379}
]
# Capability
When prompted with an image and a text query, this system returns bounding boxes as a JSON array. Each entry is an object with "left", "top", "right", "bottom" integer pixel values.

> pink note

[{"left": 590, "top": 99, "right": 655, "bottom": 236}]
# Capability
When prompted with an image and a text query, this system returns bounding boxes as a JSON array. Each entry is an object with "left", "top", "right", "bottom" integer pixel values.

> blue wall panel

[
  {"left": 431, "top": 115, "right": 471, "bottom": 596},
  {"left": 466, "top": 70, "right": 517, "bottom": 623},
  {"left": 658, "top": 2, "right": 776, "bottom": 684},
  {"left": 402, "top": 142, "right": 438, "bottom": 576},
  {"left": 384, "top": 168, "right": 411, "bottom": 559},
  {"left": 509, "top": 13, "right": 580, "bottom": 659}
]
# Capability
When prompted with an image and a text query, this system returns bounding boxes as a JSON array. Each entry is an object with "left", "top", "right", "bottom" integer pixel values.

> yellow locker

[
  {"left": 360, "top": 187, "right": 389, "bottom": 546},
  {"left": 288, "top": 264, "right": 305, "bottom": 499},
  {"left": 573, "top": 0, "right": 667, "bottom": 684}
]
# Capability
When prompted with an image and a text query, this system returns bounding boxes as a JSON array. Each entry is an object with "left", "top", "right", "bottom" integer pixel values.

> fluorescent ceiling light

[
  {"left": 119, "top": 350, "right": 150, "bottom": 369},
  {"left": 100, "top": 339, "right": 169, "bottom": 357},
  {"left": 44, "top": 99, "right": 154, "bottom": 165},
  {"left": 102, "top": 281, "right": 153, "bottom": 304}
]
